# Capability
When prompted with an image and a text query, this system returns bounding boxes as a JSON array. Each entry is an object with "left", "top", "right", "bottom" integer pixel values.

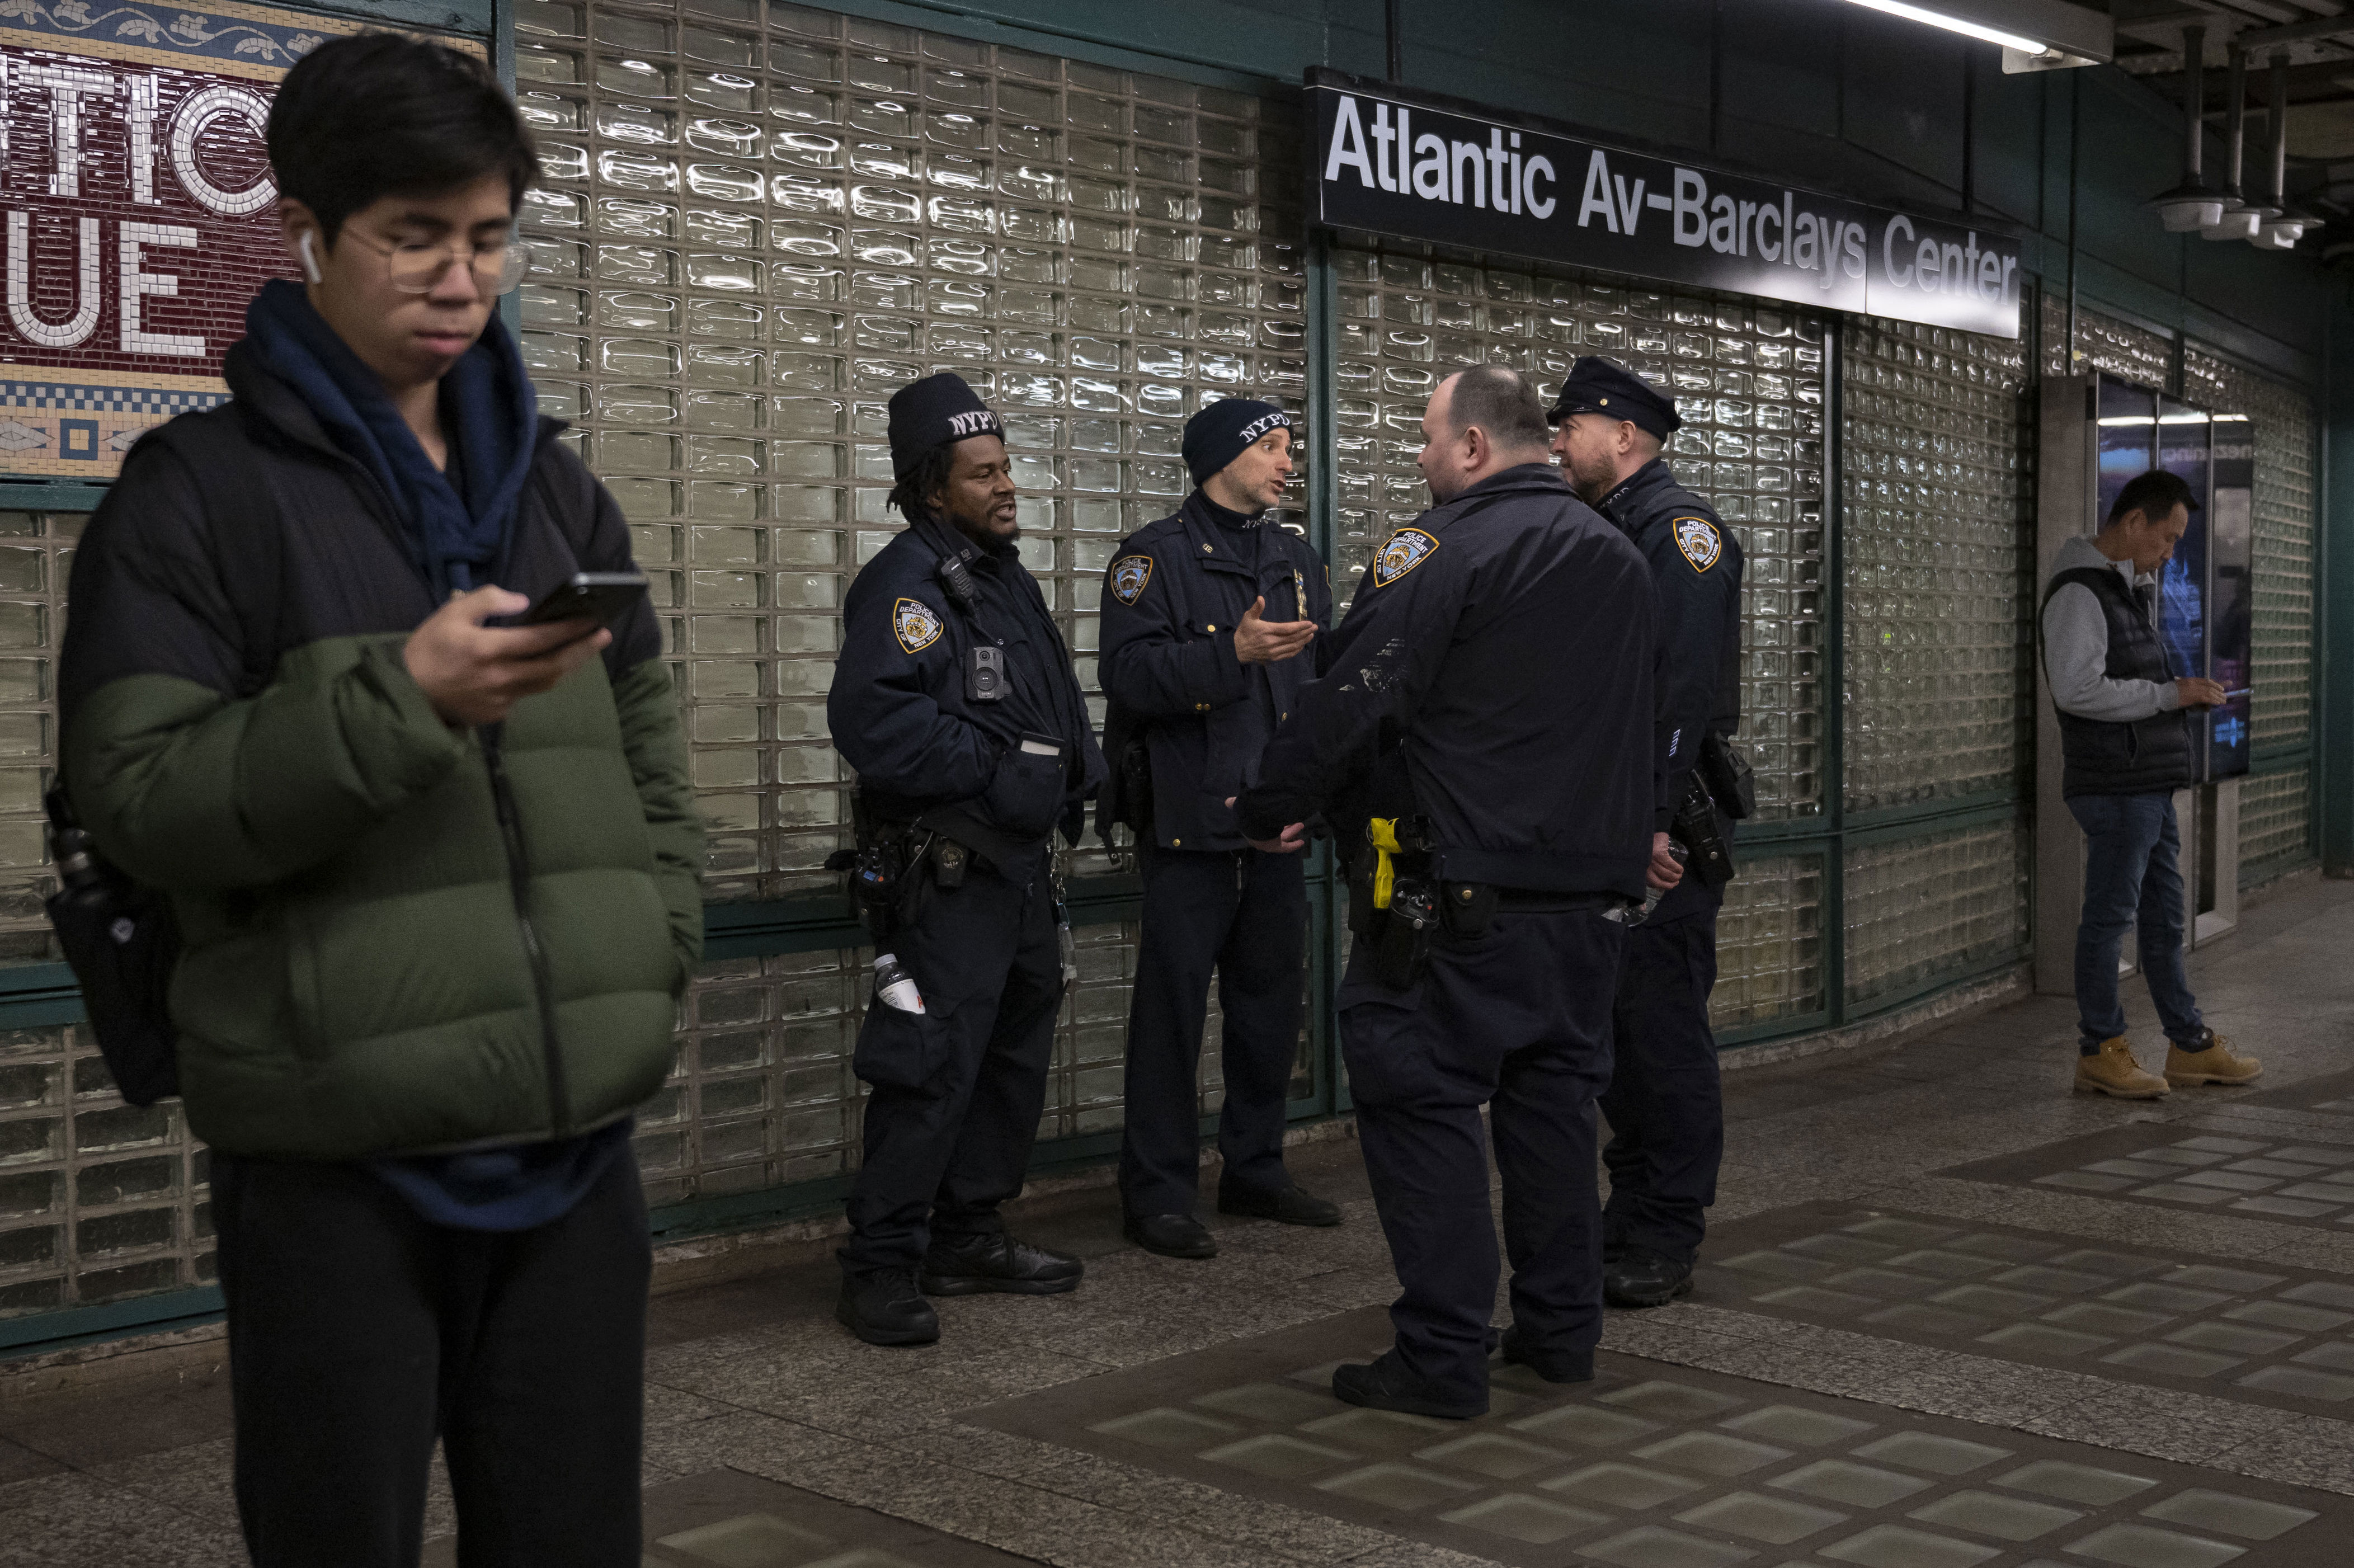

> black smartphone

[{"left": 517, "top": 572, "right": 649, "bottom": 629}]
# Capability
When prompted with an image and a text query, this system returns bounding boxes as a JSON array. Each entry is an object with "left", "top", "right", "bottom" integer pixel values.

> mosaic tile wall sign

[{"left": 0, "top": 1, "right": 437, "bottom": 479}]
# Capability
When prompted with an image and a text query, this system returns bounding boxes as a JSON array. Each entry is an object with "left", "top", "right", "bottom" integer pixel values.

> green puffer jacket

[{"left": 57, "top": 342, "right": 702, "bottom": 1160}]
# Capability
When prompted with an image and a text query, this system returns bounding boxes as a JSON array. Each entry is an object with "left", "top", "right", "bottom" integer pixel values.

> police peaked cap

[
  {"left": 1183, "top": 398, "right": 1293, "bottom": 486},
  {"left": 1548, "top": 357, "right": 1682, "bottom": 439},
  {"left": 887, "top": 371, "right": 1005, "bottom": 479}
]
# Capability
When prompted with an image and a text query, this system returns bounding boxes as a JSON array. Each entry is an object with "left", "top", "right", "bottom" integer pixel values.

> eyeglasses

[{"left": 339, "top": 230, "right": 528, "bottom": 296}]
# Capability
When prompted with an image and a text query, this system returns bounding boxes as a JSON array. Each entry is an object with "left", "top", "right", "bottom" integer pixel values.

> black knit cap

[
  {"left": 1182, "top": 398, "right": 1293, "bottom": 487},
  {"left": 1547, "top": 356, "right": 1681, "bottom": 439},
  {"left": 887, "top": 371, "right": 1004, "bottom": 478}
]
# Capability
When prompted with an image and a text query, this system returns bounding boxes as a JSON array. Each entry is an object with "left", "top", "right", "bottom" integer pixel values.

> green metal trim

[
  {"left": 1822, "top": 314, "right": 1848, "bottom": 1027},
  {"left": 1841, "top": 943, "right": 2031, "bottom": 1023},
  {"left": 0, "top": 1285, "right": 223, "bottom": 1358},
  {"left": 2323, "top": 287, "right": 2353, "bottom": 875},
  {"left": 0, "top": 483, "right": 107, "bottom": 514},
  {"left": 1843, "top": 788, "right": 2028, "bottom": 837},
  {"left": 1715, "top": 1008, "right": 1831, "bottom": 1050},
  {"left": 1730, "top": 816, "right": 1832, "bottom": 849},
  {"left": 701, "top": 872, "right": 1143, "bottom": 961},
  {"left": 786, "top": 0, "right": 1293, "bottom": 95},
  {"left": 1840, "top": 799, "right": 2022, "bottom": 850},
  {"left": 2249, "top": 743, "right": 2316, "bottom": 773}
]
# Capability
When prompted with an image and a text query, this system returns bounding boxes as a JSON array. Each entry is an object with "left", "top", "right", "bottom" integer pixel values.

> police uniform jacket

[
  {"left": 1239, "top": 464, "right": 1660, "bottom": 900},
  {"left": 1096, "top": 489, "right": 1333, "bottom": 851},
  {"left": 1598, "top": 458, "right": 1744, "bottom": 919},
  {"left": 827, "top": 510, "right": 1106, "bottom": 851}
]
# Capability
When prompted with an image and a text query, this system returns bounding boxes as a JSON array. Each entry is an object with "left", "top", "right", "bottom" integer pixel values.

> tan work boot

[
  {"left": 2166, "top": 1032, "right": 2263, "bottom": 1087},
  {"left": 2074, "top": 1037, "right": 2170, "bottom": 1099}
]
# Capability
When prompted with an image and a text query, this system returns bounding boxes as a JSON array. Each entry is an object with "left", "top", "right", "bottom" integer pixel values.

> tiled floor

[
  {"left": 5, "top": 874, "right": 2354, "bottom": 1567},
  {"left": 1698, "top": 1204, "right": 2354, "bottom": 1413},
  {"left": 968, "top": 1303, "right": 2339, "bottom": 1566}
]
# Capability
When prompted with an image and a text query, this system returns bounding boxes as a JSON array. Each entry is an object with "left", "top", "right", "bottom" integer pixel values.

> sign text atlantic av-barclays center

[{"left": 1307, "top": 70, "right": 2023, "bottom": 340}]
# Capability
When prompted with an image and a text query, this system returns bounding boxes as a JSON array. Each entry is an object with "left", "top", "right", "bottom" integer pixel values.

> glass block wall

[
  {"left": 1842, "top": 317, "right": 2032, "bottom": 813},
  {"left": 1327, "top": 243, "right": 1828, "bottom": 820},
  {"left": 1843, "top": 820, "right": 2031, "bottom": 1010},
  {"left": 1709, "top": 855, "right": 1825, "bottom": 1033},
  {"left": 512, "top": 0, "right": 1308, "bottom": 901},
  {"left": 0, "top": 511, "right": 70, "bottom": 966},
  {"left": 2042, "top": 295, "right": 2174, "bottom": 387},
  {"left": 2240, "top": 764, "right": 2316, "bottom": 883},
  {"left": 512, "top": 0, "right": 1313, "bottom": 1206}
]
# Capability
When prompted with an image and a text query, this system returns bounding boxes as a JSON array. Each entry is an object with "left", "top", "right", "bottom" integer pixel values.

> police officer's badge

[
  {"left": 1109, "top": 554, "right": 1152, "bottom": 605},
  {"left": 892, "top": 596, "right": 944, "bottom": 653},
  {"left": 1673, "top": 516, "right": 1721, "bottom": 572},
  {"left": 1373, "top": 528, "right": 1439, "bottom": 587}
]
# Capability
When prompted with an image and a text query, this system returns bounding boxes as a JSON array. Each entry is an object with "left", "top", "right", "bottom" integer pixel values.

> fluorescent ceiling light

[
  {"left": 2097, "top": 416, "right": 2157, "bottom": 426},
  {"left": 2212, "top": 413, "right": 2251, "bottom": 422},
  {"left": 2158, "top": 413, "right": 2211, "bottom": 424},
  {"left": 1835, "top": 0, "right": 2044, "bottom": 53}
]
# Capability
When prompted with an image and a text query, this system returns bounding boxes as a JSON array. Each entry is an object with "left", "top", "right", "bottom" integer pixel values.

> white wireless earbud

[{"left": 298, "top": 230, "right": 322, "bottom": 285}]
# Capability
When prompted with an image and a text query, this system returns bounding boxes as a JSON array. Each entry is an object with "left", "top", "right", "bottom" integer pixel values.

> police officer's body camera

[
  {"left": 1550, "top": 356, "right": 1751, "bottom": 1312},
  {"left": 1096, "top": 399, "right": 1341, "bottom": 1262},
  {"left": 1235, "top": 365, "right": 1658, "bottom": 1421},
  {"left": 824, "top": 372, "right": 1107, "bottom": 1348}
]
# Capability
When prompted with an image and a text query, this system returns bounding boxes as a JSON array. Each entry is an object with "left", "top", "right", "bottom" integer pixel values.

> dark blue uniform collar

[
  {"left": 1435, "top": 462, "right": 1570, "bottom": 519},
  {"left": 1595, "top": 456, "right": 1679, "bottom": 527},
  {"left": 1178, "top": 488, "right": 1273, "bottom": 576}
]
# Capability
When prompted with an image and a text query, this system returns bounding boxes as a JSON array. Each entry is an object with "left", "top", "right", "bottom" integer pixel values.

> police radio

[{"left": 935, "top": 548, "right": 981, "bottom": 610}]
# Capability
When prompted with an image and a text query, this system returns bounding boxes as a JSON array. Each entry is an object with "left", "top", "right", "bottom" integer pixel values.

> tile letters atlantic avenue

[
  {"left": 0, "top": 3, "right": 475, "bottom": 480},
  {"left": 1307, "top": 70, "right": 2022, "bottom": 341}
]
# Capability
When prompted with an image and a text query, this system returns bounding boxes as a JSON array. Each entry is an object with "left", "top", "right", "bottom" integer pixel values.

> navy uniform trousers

[
  {"left": 841, "top": 847, "right": 1065, "bottom": 1273},
  {"left": 1340, "top": 906, "right": 1624, "bottom": 1407},
  {"left": 1117, "top": 844, "right": 1305, "bottom": 1217},
  {"left": 1599, "top": 905, "right": 1724, "bottom": 1266}
]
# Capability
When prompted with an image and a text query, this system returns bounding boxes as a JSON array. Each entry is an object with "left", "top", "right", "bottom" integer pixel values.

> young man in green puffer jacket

[{"left": 57, "top": 36, "right": 699, "bottom": 1567}]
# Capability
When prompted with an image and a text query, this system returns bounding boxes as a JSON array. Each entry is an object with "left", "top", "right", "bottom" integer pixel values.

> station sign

[{"left": 1308, "top": 69, "right": 2023, "bottom": 340}]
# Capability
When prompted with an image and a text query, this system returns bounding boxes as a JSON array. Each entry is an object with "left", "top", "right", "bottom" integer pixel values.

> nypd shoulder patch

[
  {"left": 892, "top": 596, "right": 944, "bottom": 654},
  {"left": 1109, "top": 554, "right": 1153, "bottom": 605},
  {"left": 1373, "top": 528, "right": 1440, "bottom": 587},
  {"left": 1673, "top": 516, "right": 1721, "bottom": 573}
]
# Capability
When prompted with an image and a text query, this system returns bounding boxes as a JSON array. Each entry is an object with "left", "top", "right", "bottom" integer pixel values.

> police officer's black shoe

[
  {"left": 1216, "top": 1179, "right": 1342, "bottom": 1227},
  {"left": 1604, "top": 1247, "right": 1696, "bottom": 1309},
  {"left": 920, "top": 1232, "right": 1084, "bottom": 1296},
  {"left": 835, "top": 1268, "right": 939, "bottom": 1346},
  {"left": 1497, "top": 1326, "right": 1594, "bottom": 1384},
  {"left": 1332, "top": 1352, "right": 1486, "bottom": 1420},
  {"left": 1124, "top": 1212, "right": 1218, "bottom": 1259}
]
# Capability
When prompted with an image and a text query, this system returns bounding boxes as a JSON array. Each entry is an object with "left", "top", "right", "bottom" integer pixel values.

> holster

[
  {"left": 1372, "top": 879, "right": 1438, "bottom": 991},
  {"left": 1699, "top": 729, "right": 1757, "bottom": 821},
  {"left": 1439, "top": 882, "right": 1500, "bottom": 940},
  {"left": 1670, "top": 774, "right": 1737, "bottom": 890}
]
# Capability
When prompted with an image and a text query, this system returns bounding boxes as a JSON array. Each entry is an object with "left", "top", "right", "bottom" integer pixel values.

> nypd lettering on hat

[
  {"left": 947, "top": 410, "right": 1001, "bottom": 439},
  {"left": 1237, "top": 410, "right": 1292, "bottom": 445}
]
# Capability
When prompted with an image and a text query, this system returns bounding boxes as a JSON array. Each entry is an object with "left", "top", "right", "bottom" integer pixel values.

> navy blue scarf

[{"left": 243, "top": 279, "right": 538, "bottom": 596}]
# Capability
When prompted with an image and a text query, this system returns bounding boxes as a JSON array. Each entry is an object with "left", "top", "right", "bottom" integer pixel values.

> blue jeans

[{"left": 2068, "top": 792, "right": 2206, "bottom": 1052}]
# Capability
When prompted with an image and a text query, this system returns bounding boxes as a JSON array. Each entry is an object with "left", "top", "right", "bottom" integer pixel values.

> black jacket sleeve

[
  {"left": 1646, "top": 514, "right": 1739, "bottom": 830},
  {"left": 826, "top": 578, "right": 1001, "bottom": 803},
  {"left": 1236, "top": 533, "right": 1467, "bottom": 840}
]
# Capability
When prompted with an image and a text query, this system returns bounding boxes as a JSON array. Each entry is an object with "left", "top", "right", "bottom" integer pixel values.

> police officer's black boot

[
  {"left": 836, "top": 1267, "right": 939, "bottom": 1346},
  {"left": 1604, "top": 1246, "right": 1695, "bottom": 1309},
  {"left": 1332, "top": 1350, "right": 1485, "bottom": 1420},
  {"left": 921, "top": 1231, "right": 1084, "bottom": 1296},
  {"left": 1124, "top": 1212, "right": 1218, "bottom": 1259},
  {"left": 1497, "top": 1326, "right": 1594, "bottom": 1384},
  {"left": 1216, "top": 1178, "right": 1341, "bottom": 1227}
]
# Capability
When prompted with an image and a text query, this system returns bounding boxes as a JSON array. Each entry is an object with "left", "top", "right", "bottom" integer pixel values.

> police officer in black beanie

[
  {"left": 826, "top": 371, "right": 1106, "bottom": 1346},
  {"left": 1098, "top": 399, "right": 1341, "bottom": 1259},
  {"left": 1549, "top": 356, "right": 1746, "bottom": 1312}
]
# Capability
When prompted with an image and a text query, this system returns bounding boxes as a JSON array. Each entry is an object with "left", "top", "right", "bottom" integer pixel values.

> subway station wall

[{"left": 0, "top": 0, "right": 2336, "bottom": 1341}]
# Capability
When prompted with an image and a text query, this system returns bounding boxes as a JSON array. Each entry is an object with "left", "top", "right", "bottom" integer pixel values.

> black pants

[
  {"left": 1338, "top": 906, "right": 1623, "bottom": 1407},
  {"left": 210, "top": 1151, "right": 650, "bottom": 1568},
  {"left": 1600, "top": 906, "right": 1724, "bottom": 1267},
  {"left": 841, "top": 849, "right": 1065, "bottom": 1272},
  {"left": 1117, "top": 845, "right": 1305, "bottom": 1217}
]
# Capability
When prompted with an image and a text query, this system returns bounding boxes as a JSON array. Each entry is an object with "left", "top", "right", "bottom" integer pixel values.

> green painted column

[{"left": 2322, "top": 279, "right": 2354, "bottom": 876}]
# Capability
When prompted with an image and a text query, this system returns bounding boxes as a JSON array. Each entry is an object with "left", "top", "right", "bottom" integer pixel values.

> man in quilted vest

[{"left": 2040, "top": 468, "right": 2257, "bottom": 1099}]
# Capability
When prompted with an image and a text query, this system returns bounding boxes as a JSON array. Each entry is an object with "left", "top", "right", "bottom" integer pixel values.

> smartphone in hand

[{"left": 517, "top": 572, "right": 649, "bottom": 630}]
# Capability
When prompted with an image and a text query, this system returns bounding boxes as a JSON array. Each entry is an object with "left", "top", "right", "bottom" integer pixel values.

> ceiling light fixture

[
  {"left": 2253, "top": 52, "right": 2312, "bottom": 249},
  {"left": 2202, "top": 48, "right": 2268, "bottom": 241},
  {"left": 2149, "top": 25, "right": 2225, "bottom": 231},
  {"left": 1828, "top": 0, "right": 2111, "bottom": 68}
]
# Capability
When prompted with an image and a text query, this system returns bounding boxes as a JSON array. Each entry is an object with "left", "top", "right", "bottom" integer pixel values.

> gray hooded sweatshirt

[{"left": 2040, "top": 534, "right": 2184, "bottom": 723}]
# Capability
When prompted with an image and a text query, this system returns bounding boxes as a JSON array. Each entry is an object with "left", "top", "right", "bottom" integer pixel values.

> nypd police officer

[
  {"left": 825, "top": 373, "right": 1107, "bottom": 1346},
  {"left": 1236, "top": 365, "right": 1658, "bottom": 1418},
  {"left": 1099, "top": 399, "right": 1341, "bottom": 1260},
  {"left": 1550, "top": 357, "right": 1746, "bottom": 1311}
]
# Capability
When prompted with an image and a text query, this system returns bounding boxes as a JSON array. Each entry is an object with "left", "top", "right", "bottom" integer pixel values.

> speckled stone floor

[{"left": 4, "top": 874, "right": 2352, "bottom": 1567}]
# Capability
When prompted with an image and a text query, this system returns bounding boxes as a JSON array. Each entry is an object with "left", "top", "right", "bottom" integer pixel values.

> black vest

[{"left": 2041, "top": 565, "right": 2194, "bottom": 797}]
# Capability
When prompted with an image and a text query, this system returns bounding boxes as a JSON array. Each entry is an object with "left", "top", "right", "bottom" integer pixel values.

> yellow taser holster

[{"left": 1368, "top": 817, "right": 1401, "bottom": 910}]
